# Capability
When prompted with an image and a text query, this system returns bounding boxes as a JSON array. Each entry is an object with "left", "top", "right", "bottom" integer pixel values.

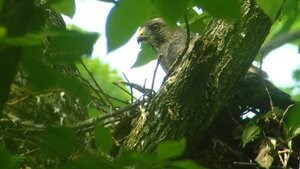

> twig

[
  {"left": 6, "top": 95, "right": 31, "bottom": 105},
  {"left": 152, "top": 55, "right": 161, "bottom": 90},
  {"left": 73, "top": 100, "right": 143, "bottom": 129},
  {"left": 263, "top": 81, "right": 275, "bottom": 115},
  {"left": 79, "top": 59, "right": 115, "bottom": 109},
  {"left": 259, "top": 29, "right": 300, "bottom": 57},
  {"left": 234, "top": 162, "right": 257, "bottom": 166},
  {"left": 113, "top": 82, "right": 137, "bottom": 101},
  {"left": 122, "top": 72, "right": 134, "bottom": 103},
  {"left": 120, "top": 81, "right": 153, "bottom": 95},
  {"left": 279, "top": 104, "right": 293, "bottom": 125}
]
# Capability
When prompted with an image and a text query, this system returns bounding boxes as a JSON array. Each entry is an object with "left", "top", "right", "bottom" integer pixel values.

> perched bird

[
  {"left": 137, "top": 18, "right": 199, "bottom": 73},
  {"left": 137, "top": 18, "right": 292, "bottom": 113}
]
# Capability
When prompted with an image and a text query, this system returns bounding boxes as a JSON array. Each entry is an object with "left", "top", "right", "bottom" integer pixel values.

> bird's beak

[{"left": 137, "top": 27, "right": 146, "bottom": 44}]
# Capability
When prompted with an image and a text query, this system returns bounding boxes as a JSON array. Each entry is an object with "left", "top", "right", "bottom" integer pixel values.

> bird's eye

[{"left": 151, "top": 24, "right": 160, "bottom": 32}]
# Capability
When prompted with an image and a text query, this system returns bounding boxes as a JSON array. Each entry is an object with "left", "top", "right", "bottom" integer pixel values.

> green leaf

[
  {"left": 20, "top": 47, "right": 91, "bottom": 103},
  {"left": 106, "top": 0, "right": 152, "bottom": 52},
  {"left": 172, "top": 160, "right": 208, "bottom": 169},
  {"left": 41, "top": 127, "right": 76, "bottom": 159},
  {"left": 156, "top": 138, "right": 186, "bottom": 159},
  {"left": 0, "top": 27, "right": 7, "bottom": 38},
  {"left": 95, "top": 123, "right": 113, "bottom": 153},
  {"left": 285, "top": 103, "right": 300, "bottom": 137},
  {"left": 242, "top": 122, "right": 261, "bottom": 147},
  {"left": 47, "top": 30, "right": 99, "bottom": 63},
  {"left": 152, "top": 0, "right": 188, "bottom": 24},
  {"left": 1, "top": 34, "right": 42, "bottom": 47},
  {"left": 193, "top": 0, "right": 241, "bottom": 20},
  {"left": 255, "top": 0, "right": 284, "bottom": 21},
  {"left": 61, "top": 154, "right": 114, "bottom": 169},
  {"left": 132, "top": 43, "right": 156, "bottom": 68},
  {"left": 49, "top": 0, "right": 76, "bottom": 17},
  {"left": 0, "top": 147, "right": 13, "bottom": 169},
  {"left": 186, "top": 12, "right": 211, "bottom": 34}
]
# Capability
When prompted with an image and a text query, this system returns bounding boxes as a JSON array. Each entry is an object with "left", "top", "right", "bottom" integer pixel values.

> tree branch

[{"left": 259, "top": 29, "right": 300, "bottom": 57}]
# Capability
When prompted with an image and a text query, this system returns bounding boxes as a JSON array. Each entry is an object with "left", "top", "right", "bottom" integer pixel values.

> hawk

[
  {"left": 137, "top": 18, "right": 292, "bottom": 113},
  {"left": 137, "top": 18, "right": 199, "bottom": 73}
]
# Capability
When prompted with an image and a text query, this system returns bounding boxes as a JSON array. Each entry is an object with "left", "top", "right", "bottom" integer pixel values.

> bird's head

[{"left": 137, "top": 18, "right": 174, "bottom": 52}]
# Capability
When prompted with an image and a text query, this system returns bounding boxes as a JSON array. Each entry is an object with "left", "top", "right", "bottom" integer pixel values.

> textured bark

[{"left": 121, "top": 0, "right": 272, "bottom": 157}]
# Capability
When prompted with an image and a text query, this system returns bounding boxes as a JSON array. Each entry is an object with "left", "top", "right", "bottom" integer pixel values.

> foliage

[{"left": 0, "top": 0, "right": 300, "bottom": 169}]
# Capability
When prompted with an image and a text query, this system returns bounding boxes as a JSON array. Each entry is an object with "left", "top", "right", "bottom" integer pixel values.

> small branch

[
  {"left": 152, "top": 55, "right": 161, "bottom": 90},
  {"left": 122, "top": 72, "right": 134, "bottom": 103},
  {"left": 73, "top": 100, "right": 143, "bottom": 129},
  {"left": 259, "top": 29, "right": 300, "bottom": 57},
  {"left": 120, "top": 81, "right": 153, "bottom": 95},
  {"left": 79, "top": 59, "right": 115, "bottom": 109}
]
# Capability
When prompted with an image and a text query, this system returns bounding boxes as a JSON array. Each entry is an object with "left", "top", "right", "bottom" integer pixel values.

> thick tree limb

[
  {"left": 259, "top": 29, "right": 300, "bottom": 57},
  {"left": 121, "top": 0, "right": 272, "bottom": 157}
]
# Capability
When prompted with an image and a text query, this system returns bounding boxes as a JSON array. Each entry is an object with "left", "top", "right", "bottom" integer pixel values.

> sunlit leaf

[
  {"left": 157, "top": 138, "right": 186, "bottom": 159},
  {"left": 95, "top": 123, "right": 113, "bottom": 153},
  {"left": 193, "top": 0, "right": 241, "bottom": 20},
  {"left": 49, "top": 0, "right": 76, "bottom": 17},
  {"left": 285, "top": 103, "right": 300, "bottom": 137},
  {"left": 0, "top": 27, "right": 7, "bottom": 38},
  {"left": 76, "top": 58, "right": 129, "bottom": 106},
  {"left": 106, "top": 0, "right": 152, "bottom": 52},
  {"left": 255, "top": 0, "right": 284, "bottom": 21},
  {"left": 242, "top": 122, "right": 261, "bottom": 147},
  {"left": 132, "top": 43, "right": 156, "bottom": 68},
  {"left": 152, "top": 0, "right": 187, "bottom": 25},
  {"left": 41, "top": 127, "right": 76, "bottom": 158}
]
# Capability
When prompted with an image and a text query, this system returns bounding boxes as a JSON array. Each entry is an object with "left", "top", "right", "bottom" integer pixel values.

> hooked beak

[{"left": 137, "top": 27, "right": 147, "bottom": 44}]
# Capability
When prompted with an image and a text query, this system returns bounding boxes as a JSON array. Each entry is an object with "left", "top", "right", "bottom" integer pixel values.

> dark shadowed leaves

[
  {"left": 60, "top": 154, "right": 114, "bottom": 169},
  {"left": 95, "top": 123, "right": 113, "bottom": 153},
  {"left": 20, "top": 46, "right": 91, "bottom": 102},
  {"left": 41, "top": 127, "right": 76, "bottom": 159},
  {"left": 171, "top": 160, "right": 208, "bottom": 169},
  {"left": 132, "top": 43, "right": 156, "bottom": 68},
  {"left": 47, "top": 30, "right": 99, "bottom": 63},
  {"left": 106, "top": 0, "right": 152, "bottom": 52},
  {"left": 193, "top": 0, "right": 241, "bottom": 20},
  {"left": 49, "top": 0, "right": 76, "bottom": 17}
]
